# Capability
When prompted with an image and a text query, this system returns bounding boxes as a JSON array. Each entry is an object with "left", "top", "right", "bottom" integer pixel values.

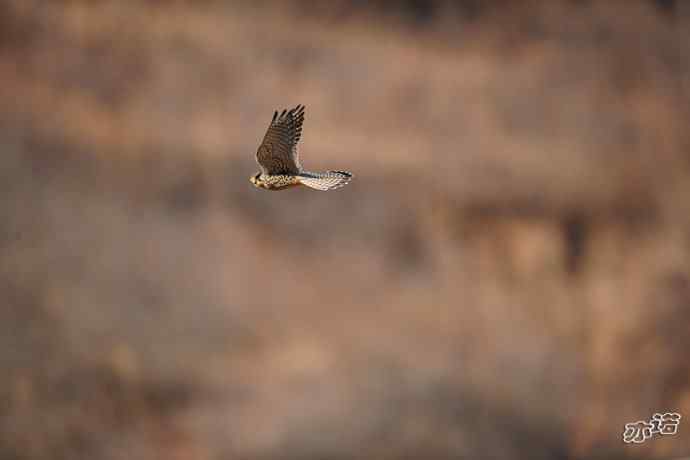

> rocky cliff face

[{"left": 1, "top": 1, "right": 689, "bottom": 459}]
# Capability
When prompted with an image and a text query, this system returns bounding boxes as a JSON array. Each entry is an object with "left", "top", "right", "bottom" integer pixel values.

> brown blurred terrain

[{"left": 1, "top": 1, "right": 690, "bottom": 459}]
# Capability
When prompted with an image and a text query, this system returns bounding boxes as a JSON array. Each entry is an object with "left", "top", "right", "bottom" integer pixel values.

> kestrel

[{"left": 250, "top": 105, "right": 352, "bottom": 191}]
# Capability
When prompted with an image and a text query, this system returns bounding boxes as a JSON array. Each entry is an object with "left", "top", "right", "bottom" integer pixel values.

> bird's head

[{"left": 249, "top": 172, "right": 262, "bottom": 188}]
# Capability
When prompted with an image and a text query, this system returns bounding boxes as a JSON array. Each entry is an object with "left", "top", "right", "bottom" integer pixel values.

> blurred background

[{"left": 1, "top": 1, "right": 689, "bottom": 459}]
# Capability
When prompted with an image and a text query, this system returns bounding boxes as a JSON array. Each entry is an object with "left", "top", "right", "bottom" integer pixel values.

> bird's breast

[{"left": 261, "top": 175, "right": 302, "bottom": 190}]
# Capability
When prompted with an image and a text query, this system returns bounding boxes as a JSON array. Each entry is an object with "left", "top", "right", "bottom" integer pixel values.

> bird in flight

[{"left": 250, "top": 105, "right": 352, "bottom": 191}]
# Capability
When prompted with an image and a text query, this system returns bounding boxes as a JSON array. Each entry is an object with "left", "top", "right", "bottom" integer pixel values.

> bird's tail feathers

[{"left": 298, "top": 171, "right": 353, "bottom": 191}]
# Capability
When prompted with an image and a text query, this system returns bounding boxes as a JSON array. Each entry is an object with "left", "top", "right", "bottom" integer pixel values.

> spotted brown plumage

[{"left": 250, "top": 105, "right": 353, "bottom": 191}]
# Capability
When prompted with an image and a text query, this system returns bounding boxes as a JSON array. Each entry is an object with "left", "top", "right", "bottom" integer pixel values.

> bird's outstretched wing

[{"left": 256, "top": 105, "right": 305, "bottom": 175}]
